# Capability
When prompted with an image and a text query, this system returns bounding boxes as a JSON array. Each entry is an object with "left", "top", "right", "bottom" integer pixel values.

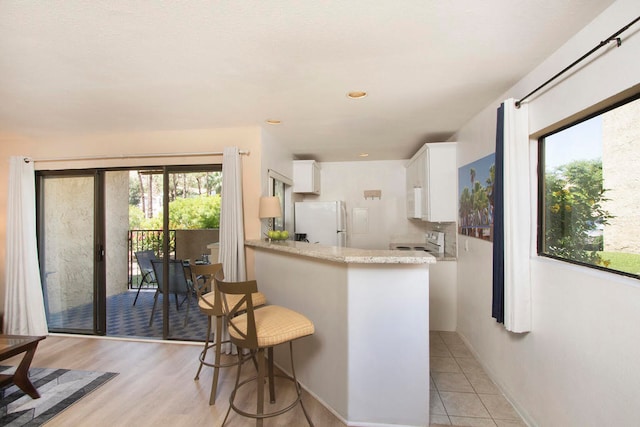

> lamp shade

[{"left": 259, "top": 196, "right": 282, "bottom": 219}]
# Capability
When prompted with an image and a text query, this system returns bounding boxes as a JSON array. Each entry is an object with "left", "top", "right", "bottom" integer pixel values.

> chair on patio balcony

[
  {"left": 149, "top": 259, "right": 193, "bottom": 327},
  {"left": 133, "top": 250, "right": 159, "bottom": 306}
]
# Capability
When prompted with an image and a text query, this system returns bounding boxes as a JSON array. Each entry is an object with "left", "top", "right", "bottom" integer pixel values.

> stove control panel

[{"left": 425, "top": 232, "right": 445, "bottom": 253}]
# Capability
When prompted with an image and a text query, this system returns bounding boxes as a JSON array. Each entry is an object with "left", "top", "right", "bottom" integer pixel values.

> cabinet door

[
  {"left": 418, "top": 151, "right": 426, "bottom": 188},
  {"left": 311, "top": 162, "right": 320, "bottom": 193},
  {"left": 422, "top": 143, "right": 457, "bottom": 222},
  {"left": 293, "top": 161, "right": 320, "bottom": 194},
  {"left": 421, "top": 149, "right": 430, "bottom": 219}
]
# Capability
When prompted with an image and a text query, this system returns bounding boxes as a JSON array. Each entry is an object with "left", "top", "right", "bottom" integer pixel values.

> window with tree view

[
  {"left": 129, "top": 169, "right": 223, "bottom": 231},
  {"left": 539, "top": 93, "right": 640, "bottom": 279}
]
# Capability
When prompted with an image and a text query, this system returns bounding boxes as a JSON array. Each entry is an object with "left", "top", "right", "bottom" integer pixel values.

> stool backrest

[
  {"left": 190, "top": 263, "right": 224, "bottom": 313},
  {"left": 214, "top": 269, "right": 259, "bottom": 349}
]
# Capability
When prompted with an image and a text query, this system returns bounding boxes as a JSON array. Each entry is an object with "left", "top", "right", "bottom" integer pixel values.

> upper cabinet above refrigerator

[
  {"left": 293, "top": 160, "right": 320, "bottom": 194},
  {"left": 406, "top": 142, "right": 457, "bottom": 222}
]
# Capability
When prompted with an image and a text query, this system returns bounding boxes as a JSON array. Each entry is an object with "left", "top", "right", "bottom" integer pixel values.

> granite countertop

[
  {"left": 245, "top": 239, "right": 436, "bottom": 265},
  {"left": 425, "top": 252, "right": 457, "bottom": 262}
]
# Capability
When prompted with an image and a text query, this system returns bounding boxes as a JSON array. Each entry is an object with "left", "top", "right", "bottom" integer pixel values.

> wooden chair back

[
  {"left": 189, "top": 263, "right": 224, "bottom": 313},
  {"left": 214, "top": 269, "right": 260, "bottom": 349}
]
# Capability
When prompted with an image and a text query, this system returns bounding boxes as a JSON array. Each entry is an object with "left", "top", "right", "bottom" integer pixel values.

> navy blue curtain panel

[{"left": 492, "top": 103, "right": 505, "bottom": 324}]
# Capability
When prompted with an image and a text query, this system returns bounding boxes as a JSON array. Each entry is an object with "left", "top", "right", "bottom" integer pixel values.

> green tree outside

[
  {"left": 131, "top": 195, "right": 221, "bottom": 230},
  {"left": 544, "top": 159, "right": 612, "bottom": 266},
  {"left": 168, "top": 195, "right": 221, "bottom": 229}
]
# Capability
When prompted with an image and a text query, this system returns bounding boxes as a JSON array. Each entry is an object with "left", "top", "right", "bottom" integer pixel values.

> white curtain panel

[
  {"left": 502, "top": 99, "right": 532, "bottom": 333},
  {"left": 219, "top": 146, "right": 246, "bottom": 282},
  {"left": 4, "top": 157, "right": 48, "bottom": 335}
]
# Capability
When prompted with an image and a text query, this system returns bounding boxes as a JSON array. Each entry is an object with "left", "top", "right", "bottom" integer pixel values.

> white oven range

[{"left": 390, "top": 231, "right": 445, "bottom": 254}]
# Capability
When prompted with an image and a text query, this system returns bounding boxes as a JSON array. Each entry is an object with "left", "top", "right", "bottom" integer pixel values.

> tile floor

[{"left": 430, "top": 331, "right": 527, "bottom": 427}]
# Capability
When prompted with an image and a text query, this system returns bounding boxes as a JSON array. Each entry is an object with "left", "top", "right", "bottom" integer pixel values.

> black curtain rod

[{"left": 516, "top": 15, "right": 640, "bottom": 108}]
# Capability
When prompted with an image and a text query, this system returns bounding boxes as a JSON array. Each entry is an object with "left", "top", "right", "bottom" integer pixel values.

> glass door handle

[{"left": 97, "top": 244, "right": 105, "bottom": 261}]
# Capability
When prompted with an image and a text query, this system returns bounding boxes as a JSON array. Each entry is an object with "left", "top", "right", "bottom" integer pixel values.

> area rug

[{"left": 0, "top": 366, "right": 117, "bottom": 426}]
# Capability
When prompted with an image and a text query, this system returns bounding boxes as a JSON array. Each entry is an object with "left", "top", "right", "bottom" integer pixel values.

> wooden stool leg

[
  {"left": 268, "top": 347, "right": 276, "bottom": 404},
  {"left": 209, "top": 315, "right": 224, "bottom": 405},
  {"left": 221, "top": 350, "right": 244, "bottom": 427},
  {"left": 256, "top": 348, "right": 266, "bottom": 427},
  {"left": 194, "top": 315, "right": 212, "bottom": 380}
]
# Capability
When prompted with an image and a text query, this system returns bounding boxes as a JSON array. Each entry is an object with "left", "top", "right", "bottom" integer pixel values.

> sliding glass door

[
  {"left": 37, "top": 165, "right": 222, "bottom": 340},
  {"left": 37, "top": 171, "right": 106, "bottom": 334}
]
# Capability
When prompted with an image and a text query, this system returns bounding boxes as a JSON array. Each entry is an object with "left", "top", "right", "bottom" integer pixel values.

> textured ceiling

[{"left": 0, "top": 1, "right": 615, "bottom": 161}]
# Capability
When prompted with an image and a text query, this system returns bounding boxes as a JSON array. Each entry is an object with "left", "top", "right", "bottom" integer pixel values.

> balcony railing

[{"left": 128, "top": 229, "right": 176, "bottom": 290}]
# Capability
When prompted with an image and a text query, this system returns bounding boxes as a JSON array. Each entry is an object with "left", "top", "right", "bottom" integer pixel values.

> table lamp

[{"left": 259, "top": 196, "right": 282, "bottom": 240}]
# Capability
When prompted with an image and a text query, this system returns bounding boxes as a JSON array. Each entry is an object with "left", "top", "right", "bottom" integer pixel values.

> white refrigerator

[{"left": 294, "top": 201, "right": 347, "bottom": 247}]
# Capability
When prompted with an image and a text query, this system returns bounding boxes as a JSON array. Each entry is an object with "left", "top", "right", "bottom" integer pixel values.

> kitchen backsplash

[{"left": 426, "top": 221, "right": 457, "bottom": 256}]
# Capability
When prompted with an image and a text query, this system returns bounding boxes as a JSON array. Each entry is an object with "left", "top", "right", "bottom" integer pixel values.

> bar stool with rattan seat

[
  {"left": 215, "top": 269, "right": 315, "bottom": 426},
  {"left": 190, "top": 263, "right": 267, "bottom": 405}
]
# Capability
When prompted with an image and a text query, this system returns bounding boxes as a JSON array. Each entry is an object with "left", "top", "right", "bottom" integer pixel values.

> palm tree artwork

[{"left": 458, "top": 154, "right": 496, "bottom": 241}]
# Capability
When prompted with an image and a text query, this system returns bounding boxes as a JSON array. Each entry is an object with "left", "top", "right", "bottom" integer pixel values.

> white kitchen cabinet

[
  {"left": 293, "top": 160, "right": 320, "bottom": 194},
  {"left": 406, "top": 142, "right": 457, "bottom": 222}
]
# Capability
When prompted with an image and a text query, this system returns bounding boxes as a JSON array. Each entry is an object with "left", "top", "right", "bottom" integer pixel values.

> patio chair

[
  {"left": 133, "top": 250, "right": 158, "bottom": 306},
  {"left": 149, "top": 259, "right": 193, "bottom": 327}
]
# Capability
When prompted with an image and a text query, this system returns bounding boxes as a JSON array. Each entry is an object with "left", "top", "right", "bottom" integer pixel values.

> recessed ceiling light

[
  {"left": 359, "top": 153, "right": 369, "bottom": 157},
  {"left": 347, "top": 91, "right": 367, "bottom": 99},
  {"left": 266, "top": 119, "right": 282, "bottom": 125}
]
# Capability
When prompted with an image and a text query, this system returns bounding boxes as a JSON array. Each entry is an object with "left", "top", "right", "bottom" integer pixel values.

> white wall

[
  {"left": 303, "top": 160, "right": 425, "bottom": 249},
  {"left": 260, "top": 129, "right": 297, "bottom": 233},
  {"left": 454, "top": 1, "right": 640, "bottom": 425}
]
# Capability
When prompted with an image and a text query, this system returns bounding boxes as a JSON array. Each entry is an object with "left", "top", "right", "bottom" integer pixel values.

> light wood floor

[{"left": 4, "top": 335, "right": 347, "bottom": 427}]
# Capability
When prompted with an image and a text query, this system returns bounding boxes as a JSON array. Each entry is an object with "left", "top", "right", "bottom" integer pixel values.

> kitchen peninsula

[{"left": 245, "top": 239, "right": 434, "bottom": 426}]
